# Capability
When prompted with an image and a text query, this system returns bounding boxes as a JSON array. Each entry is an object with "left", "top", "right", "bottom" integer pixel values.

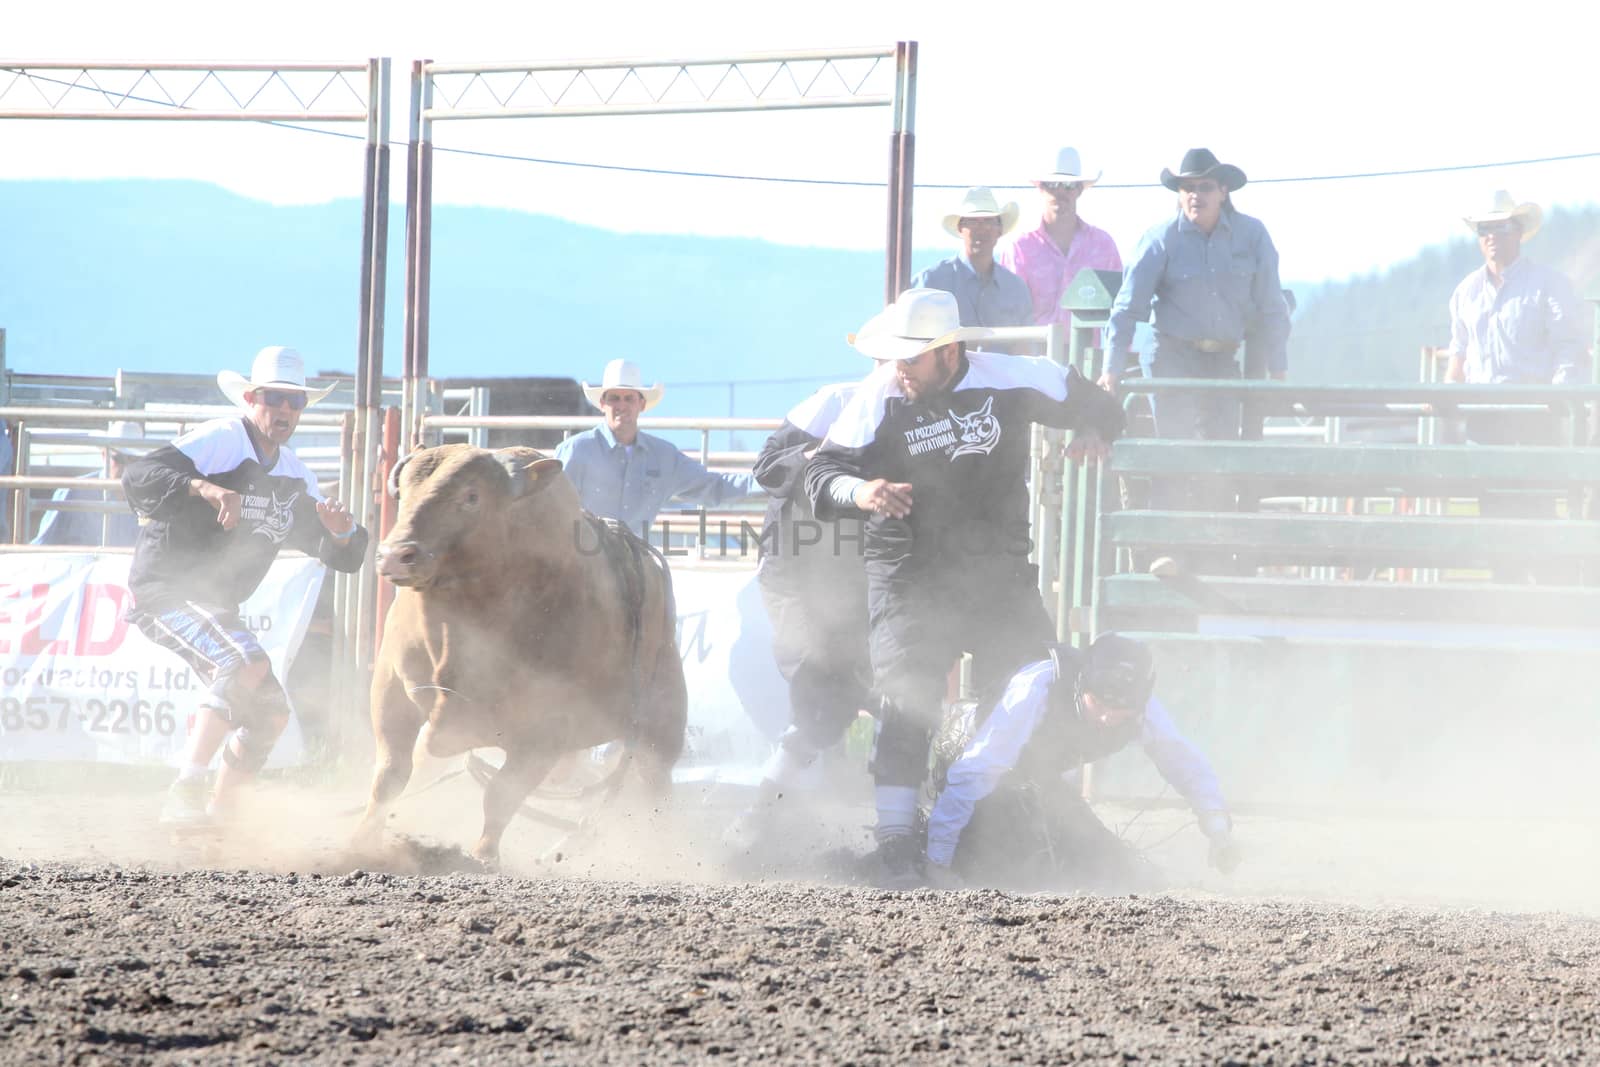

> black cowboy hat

[{"left": 1160, "top": 148, "right": 1247, "bottom": 192}]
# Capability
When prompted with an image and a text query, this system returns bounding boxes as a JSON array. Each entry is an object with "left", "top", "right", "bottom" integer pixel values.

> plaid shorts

[{"left": 130, "top": 601, "right": 270, "bottom": 700}]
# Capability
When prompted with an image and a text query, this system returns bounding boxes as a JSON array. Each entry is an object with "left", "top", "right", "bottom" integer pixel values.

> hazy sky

[{"left": 6, "top": 0, "right": 1599, "bottom": 283}]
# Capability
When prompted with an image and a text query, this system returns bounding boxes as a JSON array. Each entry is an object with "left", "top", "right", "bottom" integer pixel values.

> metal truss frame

[
  {"left": 399, "top": 44, "right": 918, "bottom": 446},
  {"left": 0, "top": 58, "right": 393, "bottom": 720}
]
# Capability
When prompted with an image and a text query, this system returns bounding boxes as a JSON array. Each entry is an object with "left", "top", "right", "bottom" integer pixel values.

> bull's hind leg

[
  {"left": 633, "top": 644, "right": 690, "bottom": 799},
  {"left": 352, "top": 671, "right": 426, "bottom": 853},
  {"left": 473, "top": 747, "right": 560, "bottom": 866}
]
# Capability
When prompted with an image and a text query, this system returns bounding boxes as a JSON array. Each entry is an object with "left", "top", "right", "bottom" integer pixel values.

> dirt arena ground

[{"left": 2, "top": 771, "right": 1596, "bottom": 1064}]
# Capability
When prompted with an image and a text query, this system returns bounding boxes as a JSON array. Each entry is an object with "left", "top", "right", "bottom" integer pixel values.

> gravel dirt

[{"left": 1, "top": 770, "right": 1596, "bottom": 1065}]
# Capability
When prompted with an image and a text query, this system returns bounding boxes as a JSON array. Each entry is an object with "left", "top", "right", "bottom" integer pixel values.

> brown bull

[{"left": 354, "top": 444, "right": 687, "bottom": 864}]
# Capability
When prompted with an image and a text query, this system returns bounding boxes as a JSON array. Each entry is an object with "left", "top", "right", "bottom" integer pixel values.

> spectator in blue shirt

[
  {"left": 912, "top": 186, "right": 1034, "bottom": 331},
  {"left": 554, "top": 359, "right": 762, "bottom": 538},
  {"left": 1104, "top": 148, "right": 1291, "bottom": 573},
  {"left": 33, "top": 420, "right": 145, "bottom": 547},
  {"left": 1105, "top": 147, "right": 1291, "bottom": 410}
]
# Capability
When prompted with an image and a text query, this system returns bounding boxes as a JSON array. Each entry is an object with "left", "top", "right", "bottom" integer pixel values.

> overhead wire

[
  {"left": 270, "top": 117, "right": 1600, "bottom": 190},
  {"left": 6, "top": 67, "right": 1600, "bottom": 190}
]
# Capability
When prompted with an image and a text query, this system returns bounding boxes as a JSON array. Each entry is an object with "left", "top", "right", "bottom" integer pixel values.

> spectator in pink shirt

[{"left": 998, "top": 148, "right": 1124, "bottom": 328}]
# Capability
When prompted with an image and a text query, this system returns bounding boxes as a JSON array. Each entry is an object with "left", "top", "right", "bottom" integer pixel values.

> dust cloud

[{"left": 0, "top": 748, "right": 1594, "bottom": 919}]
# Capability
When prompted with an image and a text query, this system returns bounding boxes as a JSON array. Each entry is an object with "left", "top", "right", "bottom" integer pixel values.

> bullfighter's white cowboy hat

[
  {"left": 1463, "top": 190, "right": 1542, "bottom": 241},
  {"left": 848, "top": 288, "right": 994, "bottom": 362},
  {"left": 93, "top": 420, "right": 145, "bottom": 456},
  {"left": 217, "top": 346, "right": 337, "bottom": 409},
  {"left": 582, "top": 359, "right": 665, "bottom": 410},
  {"left": 941, "top": 186, "right": 1021, "bottom": 238},
  {"left": 1034, "top": 147, "right": 1102, "bottom": 187}
]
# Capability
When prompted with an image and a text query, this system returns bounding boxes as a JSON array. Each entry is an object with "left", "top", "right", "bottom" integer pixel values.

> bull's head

[{"left": 377, "top": 444, "right": 565, "bottom": 589}]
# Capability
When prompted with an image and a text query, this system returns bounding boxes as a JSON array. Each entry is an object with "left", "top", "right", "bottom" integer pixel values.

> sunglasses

[
  {"left": 254, "top": 388, "right": 309, "bottom": 411},
  {"left": 1476, "top": 220, "right": 1519, "bottom": 237},
  {"left": 1041, "top": 181, "right": 1083, "bottom": 194}
]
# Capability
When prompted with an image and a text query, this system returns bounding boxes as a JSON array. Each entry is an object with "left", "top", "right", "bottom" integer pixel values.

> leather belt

[{"left": 1188, "top": 338, "right": 1240, "bottom": 355}]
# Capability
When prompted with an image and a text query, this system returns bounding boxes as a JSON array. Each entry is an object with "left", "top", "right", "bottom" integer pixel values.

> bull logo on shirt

[
  {"left": 241, "top": 489, "right": 299, "bottom": 545},
  {"left": 949, "top": 397, "right": 1001, "bottom": 459}
]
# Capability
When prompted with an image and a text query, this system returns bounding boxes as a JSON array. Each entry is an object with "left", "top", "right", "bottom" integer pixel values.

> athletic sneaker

[
  {"left": 867, "top": 833, "right": 927, "bottom": 891},
  {"left": 158, "top": 777, "right": 212, "bottom": 827}
]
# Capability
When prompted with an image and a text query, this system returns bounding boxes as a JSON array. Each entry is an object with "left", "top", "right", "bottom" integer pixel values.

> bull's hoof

[
  {"left": 469, "top": 841, "right": 502, "bottom": 872},
  {"left": 349, "top": 825, "right": 385, "bottom": 858}
]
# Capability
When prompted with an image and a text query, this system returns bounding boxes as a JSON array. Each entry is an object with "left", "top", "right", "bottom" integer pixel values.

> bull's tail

[
  {"left": 578, "top": 511, "right": 689, "bottom": 796},
  {"left": 581, "top": 513, "right": 679, "bottom": 731}
]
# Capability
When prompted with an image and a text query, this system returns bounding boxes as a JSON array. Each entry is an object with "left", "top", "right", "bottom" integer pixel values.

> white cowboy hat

[
  {"left": 217, "top": 346, "right": 337, "bottom": 409},
  {"left": 1463, "top": 190, "right": 1542, "bottom": 241},
  {"left": 1035, "top": 147, "right": 1102, "bottom": 187},
  {"left": 94, "top": 420, "right": 145, "bottom": 455},
  {"left": 582, "top": 358, "right": 665, "bottom": 410},
  {"left": 848, "top": 288, "right": 994, "bottom": 362},
  {"left": 941, "top": 186, "right": 1021, "bottom": 237}
]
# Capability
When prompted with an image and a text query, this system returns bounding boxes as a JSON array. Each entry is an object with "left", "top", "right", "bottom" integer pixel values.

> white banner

[
  {"left": 0, "top": 553, "right": 326, "bottom": 767},
  {"left": 670, "top": 564, "right": 788, "bottom": 784}
]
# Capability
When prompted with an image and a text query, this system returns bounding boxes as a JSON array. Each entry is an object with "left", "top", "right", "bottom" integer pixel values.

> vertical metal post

[
  {"left": 0, "top": 329, "right": 9, "bottom": 543},
  {"left": 401, "top": 61, "right": 428, "bottom": 455},
  {"left": 372, "top": 405, "right": 400, "bottom": 657},
  {"left": 1588, "top": 283, "right": 1600, "bottom": 451},
  {"left": 1035, "top": 324, "right": 1065, "bottom": 629},
  {"left": 346, "top": 56, "right": 391, "bottom": 724},
  {"left": 329, "top": 412, "right": 356, "bottom": 741},
  {"left": 884, "top": 41, "right": 916, "bottom": 303},
  {"left": 413, "top": 69, "right": 435, "bottom": 450},
  {"left": 9, "top": 422, "right": 26, "bottom": 543},
  {"left": 1063, "top": 326, "right": 1100, "bottom": 645}
]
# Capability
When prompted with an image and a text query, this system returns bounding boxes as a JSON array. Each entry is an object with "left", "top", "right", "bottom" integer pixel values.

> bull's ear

[{"left": 494, "top": 448, "right": 565, "bottom": 498}]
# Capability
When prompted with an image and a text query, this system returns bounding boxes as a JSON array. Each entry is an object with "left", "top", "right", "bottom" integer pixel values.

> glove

[
  {"left": 1207, "top": 833, "right": 1243, "bottom": 876},
  {"left": 1061, "top": 364, "right": 1127, "bottom": 443}
]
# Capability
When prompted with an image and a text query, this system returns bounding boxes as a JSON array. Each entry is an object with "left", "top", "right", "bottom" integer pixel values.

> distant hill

[
  {"left": 1287, "top": 205, "right": 1600, "bottom": 383},
  {"left": 0, "top": 179, "right": 929, "bottom": 422},
  {"left": 5, "top": 180, "right": 1597, "bottom": 422}
]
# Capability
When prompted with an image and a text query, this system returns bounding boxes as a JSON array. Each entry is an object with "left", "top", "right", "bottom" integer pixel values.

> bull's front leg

[
  {"left": 473, "top": 746, "right": 560, "bottom": 867},
  {"left": 351, "top": 667, "right": 426, "bottom": 854}
]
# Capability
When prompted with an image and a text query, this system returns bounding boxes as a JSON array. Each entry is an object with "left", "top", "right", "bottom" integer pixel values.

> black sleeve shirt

[{"left": 123, "top": 416, "right": 370, "bottom": 612}]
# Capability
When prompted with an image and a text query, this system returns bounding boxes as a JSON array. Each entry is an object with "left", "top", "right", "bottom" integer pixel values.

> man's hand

[
  {"left": 1207, "top": 833, "right": 1243, "bottom": 876},
  {"left": 1065, "top": 430, "right": 1112, "bottom": 466},
  {"left": 192, "top": 479, "right": 241, "bottom": 531},
  {"left": 852, "top": 479, "right": 913, "bottom": 519},
  {"left": 317, "top": 498, "right": 356, "bottom": 537},
  {"left": 1096, "top": 371, "right": 1120, "bottom": 398}
]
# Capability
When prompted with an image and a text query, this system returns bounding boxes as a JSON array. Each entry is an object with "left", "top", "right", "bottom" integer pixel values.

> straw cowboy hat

[
  {"left": 1034, "top": 147, "right": 1102, "bottom": 187},
  {"left": 1463, "top": 190, "right": 1542, "bottom": 241},
  {"left": 582, "top": 358, "right": 665, "bottom": 410},
  {"left": 217, "top": 346, "right": 336, "bottom": 409},
  {"left": 1160, "top": 148, "right": 1247, "bottom": 192},
  {"left": 942, "top": 186, "right": 1021, "bottom": 237},
  {"left": 848, "top": 288, "right": 994, "bottom": 362}
]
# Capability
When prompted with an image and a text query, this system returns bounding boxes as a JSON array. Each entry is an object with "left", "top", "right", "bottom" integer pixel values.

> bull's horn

[{"left": 387, "top": 453, "right": 412, "bottom": 499}]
